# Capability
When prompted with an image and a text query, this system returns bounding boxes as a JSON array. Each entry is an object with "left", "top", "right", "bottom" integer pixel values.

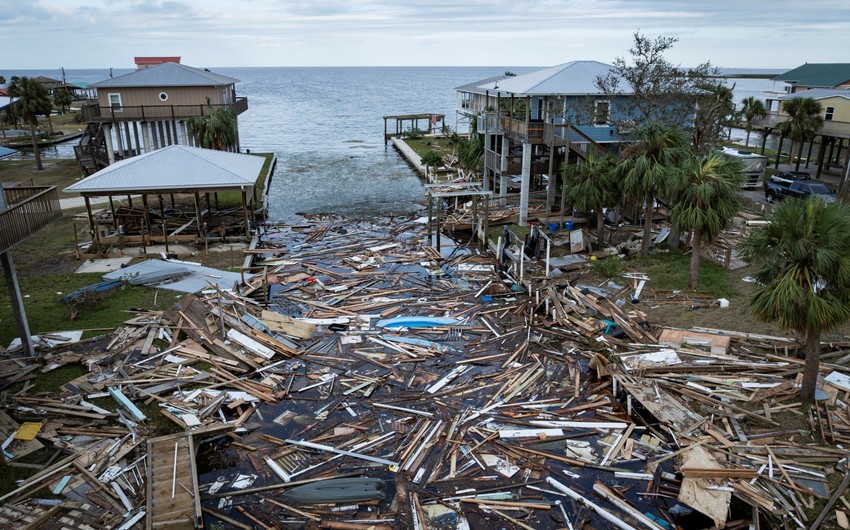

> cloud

[{"left": 4, "top": 0, "right": 850, "bottom": 68}]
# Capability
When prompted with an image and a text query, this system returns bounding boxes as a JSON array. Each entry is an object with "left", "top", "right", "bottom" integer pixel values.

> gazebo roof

[{"left": 64, "top": 145, "right": 264, "bottom": 195}]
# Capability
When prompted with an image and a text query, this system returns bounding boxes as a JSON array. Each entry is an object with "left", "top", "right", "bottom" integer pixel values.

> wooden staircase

[
  {"left": 145, "top": 432, "right": 202, "bottom": 530},
  {"left": 74, "top": 122, "right": 110, "bottom": 176}
]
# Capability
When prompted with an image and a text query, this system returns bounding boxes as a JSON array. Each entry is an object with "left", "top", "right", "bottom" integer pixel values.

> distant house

[
  {"left": 765, "top": 63, "right": 850, "bottom": 112},
  {"left": 135, "top": 56, "right": 181, "bottom": 70},
  {"left": 456, "top": 61, "right": 631, "bottom": 222},
  {"left": 76, "top": 62, "right": 248, "bottom": 176},
  {"left": 757, "top": 63, "right": 850, "bottom": 177},
  {"left": 32, "top": 75, "right": 63, "bottom": 95}
]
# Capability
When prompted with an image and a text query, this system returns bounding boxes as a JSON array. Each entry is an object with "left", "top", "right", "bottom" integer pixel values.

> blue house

[{"left": 456, "top": 61, "right": 632, "bottom": 224}]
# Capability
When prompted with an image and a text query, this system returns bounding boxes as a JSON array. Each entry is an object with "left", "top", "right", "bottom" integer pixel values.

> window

[
  {"left": 108, "top": 93, "right": 122, "bottom": 111},
  {"left": 825, "top": 106, "right": 835, "bottom": 121},
  {"left": 594, "top": 100, "right": 610, "bottom": 126},
  {"left": 159, "top": 91, "right": 169, "bottom": 102}
]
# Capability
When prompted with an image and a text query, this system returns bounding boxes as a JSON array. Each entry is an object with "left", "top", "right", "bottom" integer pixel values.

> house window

[
  {"left": 594, "top": 100, "right": 610, "bottom": 126},
  {"left": 108, "top": 93, "right": 122, "bottom": 111},
  {"left": 159, "top": 91, "right": 169, "bottom": 102},
  {"left": 825, "top": 106, "right": 835, "bottom": 121}
]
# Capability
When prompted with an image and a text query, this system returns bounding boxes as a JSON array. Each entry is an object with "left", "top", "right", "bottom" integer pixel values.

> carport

[{"left": 64, "top": 145, "right": 266, "bottom": 251}]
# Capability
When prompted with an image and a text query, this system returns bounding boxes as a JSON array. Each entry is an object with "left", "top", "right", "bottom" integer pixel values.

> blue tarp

[{"left": 0, "top": 146, "right": 17, "bottom": 159}]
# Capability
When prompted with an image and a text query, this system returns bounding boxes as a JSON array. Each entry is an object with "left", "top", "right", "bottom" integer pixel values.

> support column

[
  {"left": 113, "top": 122, "right": 125, "bottom": 157},
  {"left": 241, "top": 188, "right": 251, "bottom": 238},
  {"left": 141, "top": 122, "right": 151, "bottom": 153},
  {"left": 1, "top": 252, "right": 34, "bottom": 357},
  {"left": 103, "top": 123, "right": 116, "bottom": 164},
  {"left": 500, "top": 136, "right": 509, "bottom": 173},
  {"left": 815, "top": 135, "right": 828, "bottom": 179},
  {"left": 519, "top": 142, "right": 532, "bottom": 226},
  {"left": 546, "top": 145, "right": 556, "bottom": 212},
  {"left": 180, "top": 121, "right": 189, "bottom": 147},
  {"left": 482, "top": 130, "right": 491, "bottom": 192},
  {"left": 499, "top": 173, "right": 507, "bottom": 206}
]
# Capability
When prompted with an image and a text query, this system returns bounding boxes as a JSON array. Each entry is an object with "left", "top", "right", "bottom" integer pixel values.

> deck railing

[
  {"left": 0, "top": 186, "right": 62, "bottom": 254},
  {"left": 81, "top": 97, "right": 249, "bottom": 123},
  {"left": 753, "top": 112, "right": 850, "bottom": 139}
]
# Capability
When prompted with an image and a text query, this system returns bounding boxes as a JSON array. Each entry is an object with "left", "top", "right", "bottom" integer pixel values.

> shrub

[
  {"left": 592, "top": 255, "right": 624, "bottom": 278},
  {"left": 420, "top": 151, "right": 443, "bottom": 167},
  {"left": 404, "top": 128, "right": 425, "bottom": 140}
]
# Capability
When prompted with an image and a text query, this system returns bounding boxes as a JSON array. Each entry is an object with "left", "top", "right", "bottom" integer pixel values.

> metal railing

[
  {"left": 753, "top": 112, "right": 850, "bottom": 138},
  {"left": 0, "top": 186, "right": 62, "bottom": 253},
  {"left": 81, "top": 97, "right": 249, "bottom": 122}
]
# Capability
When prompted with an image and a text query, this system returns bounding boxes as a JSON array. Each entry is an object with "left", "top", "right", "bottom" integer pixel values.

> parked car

[
  {"left": 770, "top": 171, "right": 811, "bottom": 184},
  {"left": 765, "top": 178, "right": 836, "bottom": 203}
]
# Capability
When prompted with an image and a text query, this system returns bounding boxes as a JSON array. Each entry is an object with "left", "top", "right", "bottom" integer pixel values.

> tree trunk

[
  {"left": 689, "top": 229, "right": 702, "bottom": 290},
  {"left": 745, "top": 129, "right": 751, "bottom": 147},
  {"left": 28, "top": 121, "right": 43, "bottom": 171},
  {"left": 596, "top": 211, "right": 605, "bottom": 243},
  {"left": 787, "top": 140, "right": 796, "bottom": 166},
  {"left": 46, "top": 113, "right": 54, "bottom": 135},
  {"left": 800, "top": 326, "right": 822, "bottom": 405},
  {"left": 640, "top": 196, "right": 653, "bottom": 256},
  {"left": 795, "top": 141, "right": 805, "bottom": 171}
]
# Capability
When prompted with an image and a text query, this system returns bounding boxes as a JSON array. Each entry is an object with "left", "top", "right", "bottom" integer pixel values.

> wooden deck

[{"left": 146, "top": 432, "right": 202, "bottom": 530}]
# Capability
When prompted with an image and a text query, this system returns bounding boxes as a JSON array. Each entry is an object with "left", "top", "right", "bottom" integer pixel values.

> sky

[{"left": 3, "top": 0, "right": 849, "bottom": 70}]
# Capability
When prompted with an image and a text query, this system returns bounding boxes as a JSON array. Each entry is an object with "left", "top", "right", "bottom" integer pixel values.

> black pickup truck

[{"left": 765, "top": 176, "right": 836, "bottom": 203}]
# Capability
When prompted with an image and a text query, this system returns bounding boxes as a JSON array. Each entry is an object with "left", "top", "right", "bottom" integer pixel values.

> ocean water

[{"left": 2, "top": 66, "right": 784, "bottom": 221}]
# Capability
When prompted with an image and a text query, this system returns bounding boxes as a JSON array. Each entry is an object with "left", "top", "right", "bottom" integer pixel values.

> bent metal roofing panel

[
  {"left": 64, "top": 145, "right": 264, "bottom": 194},
  {"left": 91, "top": 62, "right": 239, "bottom": 88}
]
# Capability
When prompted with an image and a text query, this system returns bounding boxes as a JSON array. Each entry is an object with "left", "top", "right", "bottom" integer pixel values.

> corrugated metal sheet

[
  {"left": 103, "top": 259, "right": 250, "bottom": 294},
  {"left": 773, "top": 63, "right": 850, "bottom": 89},
  {"left": 91, "top": 62, "right": 239, "bottom": 88},
  {"left": 64, "top": 145, "right": 265, "bottom": 194},
  {"left": 777, "top": 88, "right": 850, "bottom": 101},
  {"left": 471, "top": 61, "right": 630, "bottom": 96}
]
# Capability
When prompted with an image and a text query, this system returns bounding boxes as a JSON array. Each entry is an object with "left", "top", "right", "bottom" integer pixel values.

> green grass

[
  {"left": 0, "top": 272, "right": 176, "bottom": 347},
  {"left": 0, "top": 158, "right": 83, "bottom": 199},
  {"left": 403, "top": 137, "right": 454, "bottom": 158},
  {"left": 627, "top": 249, "right": 737, "bottom": 297}
]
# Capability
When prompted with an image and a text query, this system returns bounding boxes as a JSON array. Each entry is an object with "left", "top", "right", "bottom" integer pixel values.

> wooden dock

[{"left": 146, "top": 432, "right": 202, "bottom": 530}]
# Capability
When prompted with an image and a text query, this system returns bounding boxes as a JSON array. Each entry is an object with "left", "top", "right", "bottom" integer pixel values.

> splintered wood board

[{"left": 619, "top": 379, "right": 704, "bottom": 432}]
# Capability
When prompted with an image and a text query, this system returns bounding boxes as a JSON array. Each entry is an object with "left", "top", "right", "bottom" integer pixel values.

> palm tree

[
  {"left": 617, "top": 124, "right": 689, "bottom": 256},
  {"left": 562, "top": 154, "right": 619, "bottom": 242},
  {"left": 671, "top": 153, "right": 743, "bottom": 289},
  {"left": 779, "top": 97, "right": 823, "bottom": 171},
  {"left": 8, "top": 76, "right": 53, "bottom": 170},
  {"left": 187, "top": 104, "right": 237, "bottom": 151},
  {"left": 742, "top": 197, "right": 850, "bottom": 404},
  {"left": 739, "top": 96, "right": 767, "bottom": 147}
]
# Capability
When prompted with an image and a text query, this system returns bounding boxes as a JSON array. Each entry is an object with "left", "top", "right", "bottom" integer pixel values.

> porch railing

[
  {"left": 0, "top": 186, "right": 62, "bottom": 253},
  {"left": 753, "top": 112, "right": 850, "bottom": 139},
  {"left": 81, "top": 97, "right": 249, "bottom": 123}
]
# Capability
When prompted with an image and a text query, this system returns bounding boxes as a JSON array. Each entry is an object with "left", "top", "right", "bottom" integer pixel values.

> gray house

[
  {"left": 456, "top": 60, "right": 631, "bottom": 224},
  {"left": 75, "top": 62, "right": 248, "bottom": 176}
]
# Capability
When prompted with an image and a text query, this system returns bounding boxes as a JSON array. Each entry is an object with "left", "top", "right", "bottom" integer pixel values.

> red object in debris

[{"left": 307, "top": 278, "right": 316, "bottom": 284}]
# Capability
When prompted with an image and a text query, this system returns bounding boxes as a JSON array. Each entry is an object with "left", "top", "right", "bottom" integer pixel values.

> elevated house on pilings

[
  {"left": 75, "top": 62, "right": 248, "bottom": 176},
  {"left": 755, "top": 63, "right": 850, "bottom": 179},
  {"left": 456, "top": 61, "right": 632, "bottom": 225}
]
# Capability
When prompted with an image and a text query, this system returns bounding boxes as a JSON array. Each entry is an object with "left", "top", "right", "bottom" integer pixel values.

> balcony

[
  {"left": 0, "top": 186, "right": 62, "bottom": 254},
  {"left": 81, "top": 97, "right": 249, "bottom": 123},
  {"left": 753, "top": 112, "right": 850, "bottom": 139}
]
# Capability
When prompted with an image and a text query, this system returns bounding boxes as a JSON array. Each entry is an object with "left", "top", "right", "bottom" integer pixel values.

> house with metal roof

[
  {"left": 456, "top": 60, "right": 631, "bottom": 224},
  {"left": 754, "top": 64, "right": 850, "bottom": 178},
  {"left": 75, "top": 62, "right": 248, "bottom": 177}
]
